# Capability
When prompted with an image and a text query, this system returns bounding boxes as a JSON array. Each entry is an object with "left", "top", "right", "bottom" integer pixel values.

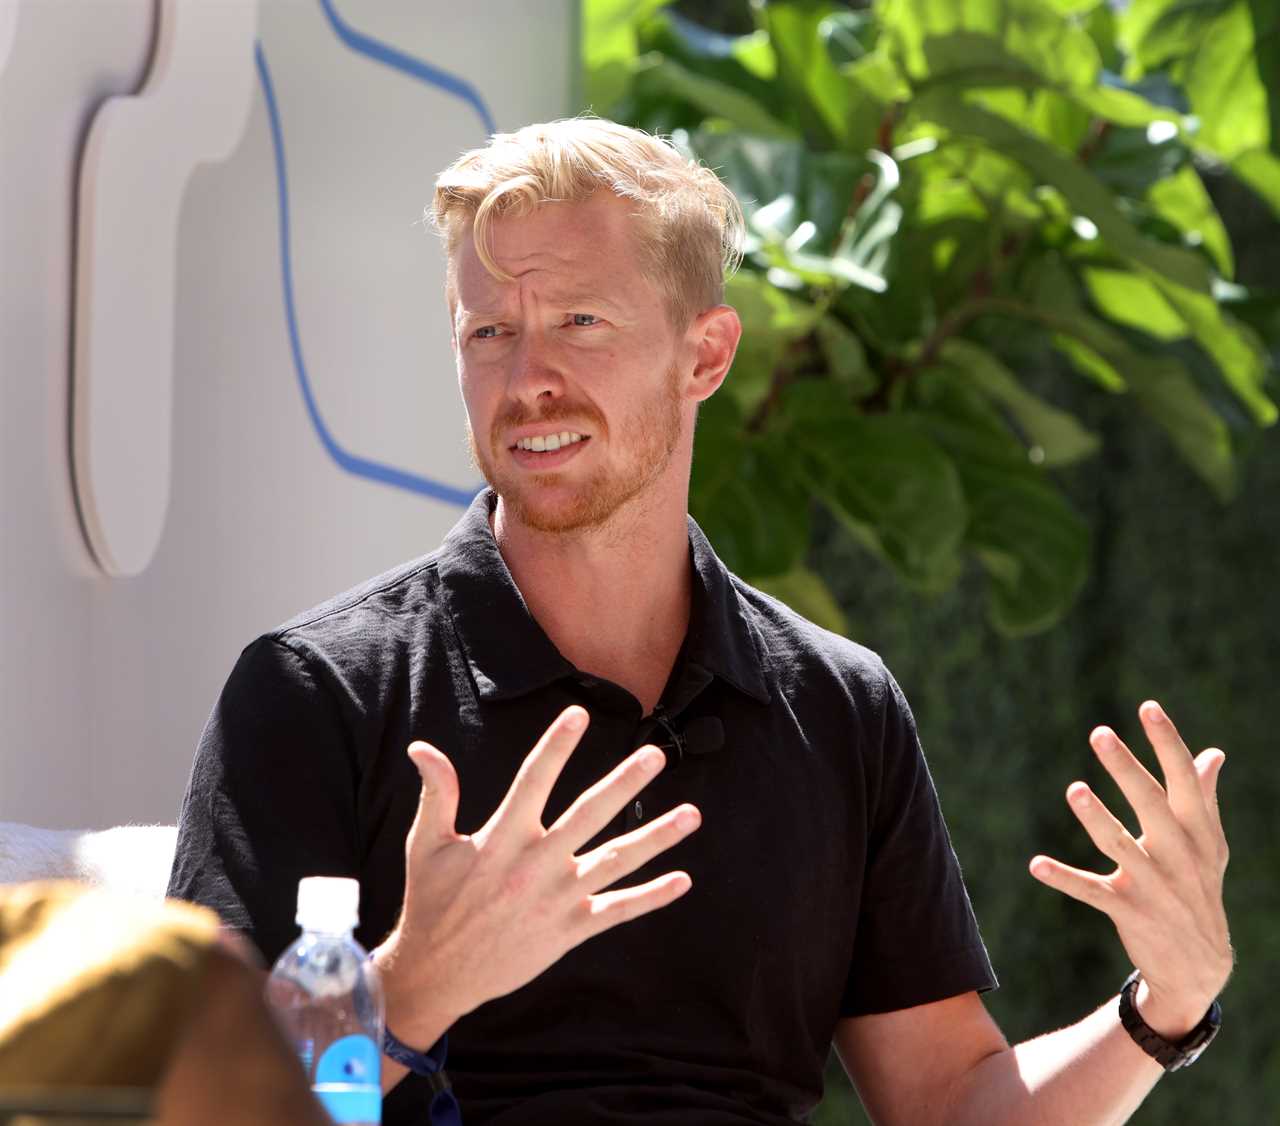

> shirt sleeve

[
  {"left": 840, "top": 673, "right": 997, "bottom": 1016},
  {"left": 166, "top": 636, "right": 361, "bottom": 964}
]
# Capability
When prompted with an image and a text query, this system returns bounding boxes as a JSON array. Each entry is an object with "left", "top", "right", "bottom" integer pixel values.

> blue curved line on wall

[
  {"left": 318, "top": 0, "right": 497, "bottom": 135},
  {"left": 256, "top": 42, "right": 480, "bottom": 508}
]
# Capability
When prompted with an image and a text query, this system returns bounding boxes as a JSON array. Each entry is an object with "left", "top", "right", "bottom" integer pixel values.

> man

[{"left": 169, "top": 118, "right": 1231, "bottom": 1125}]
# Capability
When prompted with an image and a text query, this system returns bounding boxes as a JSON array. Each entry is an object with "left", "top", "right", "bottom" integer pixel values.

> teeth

[{"left": 516, "top": 432, "right": 585, "bottom": 451}]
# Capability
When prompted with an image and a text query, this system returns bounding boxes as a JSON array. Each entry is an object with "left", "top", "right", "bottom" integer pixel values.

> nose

[{"left": 506, "top": 330, "right": 565, "bottom": 408}]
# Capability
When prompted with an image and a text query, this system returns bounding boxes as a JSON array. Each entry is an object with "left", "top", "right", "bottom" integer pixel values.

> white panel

[
  {"left": 1, "top": 0, "right": 574, "bottom": 829},
  {"left": 0, "top": 1, "right": 17, "bottom": 77},
  {"left": 0, "top": 0, "right": 156, "bottom": 826},
  {"left": 73, "top": 0, "right": 259, "bottom": 576}
]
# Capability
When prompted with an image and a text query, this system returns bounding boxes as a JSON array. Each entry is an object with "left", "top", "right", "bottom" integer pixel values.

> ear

[{"left": 683, "top": 304, "right": 742, "bottom": 403}]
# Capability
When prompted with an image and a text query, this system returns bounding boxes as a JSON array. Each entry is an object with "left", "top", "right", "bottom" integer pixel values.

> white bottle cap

[{"left": 296, "top": 876, "right": 359, "bottom": 933}]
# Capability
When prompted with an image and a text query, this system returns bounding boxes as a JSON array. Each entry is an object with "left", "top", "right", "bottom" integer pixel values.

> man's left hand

[{"left": 1029, "top": 700, "right": 1232, "bottom": 1036}]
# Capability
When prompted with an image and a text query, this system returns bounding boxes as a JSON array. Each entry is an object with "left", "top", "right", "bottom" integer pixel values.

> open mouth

[{"left": 510, "top": 431, "right": 588, "bottom": 453}]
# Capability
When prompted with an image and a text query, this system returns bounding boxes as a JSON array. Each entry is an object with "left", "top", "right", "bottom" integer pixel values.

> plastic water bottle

[{"left": 267, "top": 876, "right": 385, "bottom": 1125}]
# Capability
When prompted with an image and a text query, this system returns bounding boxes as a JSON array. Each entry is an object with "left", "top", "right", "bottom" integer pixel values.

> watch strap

[{"left": 1118, "top": 969, "right": 1221, "bottom": 1071}]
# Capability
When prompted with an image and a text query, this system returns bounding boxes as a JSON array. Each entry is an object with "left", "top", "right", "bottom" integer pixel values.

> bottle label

[{"left": 313, "top": 1034, "right": 381, "bottom": 1124}]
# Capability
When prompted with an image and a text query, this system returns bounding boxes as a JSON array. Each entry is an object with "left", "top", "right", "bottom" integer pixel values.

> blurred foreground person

[
  {"left": 0, "top": 881, "right": 329, "bottom": 1126},
  {"left": 171, "top": 118, "right": 1231, "bottom": 1125}
]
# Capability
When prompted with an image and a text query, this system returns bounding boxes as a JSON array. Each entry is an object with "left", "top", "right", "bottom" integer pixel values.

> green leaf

[
  {"left": 882, "top": 1, "right": 1102, "bottom": 89},
  {"left": 783, "top": 382, "right": 968, "bottom": 591},
  {"left": 1082, "top": 267, "right": 1188, "bottom": 341},
  {"left": 1120, "top": 0, "right": 1276, "bottom": 162},
  {"left": 750, "top": 566, "right": 849, "bottom": 634},
  {"left": 689, "top": 131, "right": 867, "bottom": 251},
  {"left": 1146, "top": 164, "right": 1234, "bottom": 278},
  {"left": 722, "top": 271, "right": 820, "bottom": 414},
  {"left": 1124, "top": 353, "right": 1238, "bottom": 500},
  {"left": 939, "top": 338, "right": 1101, "bottom": 466},
  {"left": 960, "top": 461, "right": 1091, "bottom": 636},
  {"left": 631, "top": 54, "right": 794, "bottom": 138},
  {"left": 1151, "top": 278, "right": 1279, "bottom": 426},
  {"left": 1053, "top": 334, "right": 1128, "bottom": 392},
  {"left": 815, "top": 315, "right": 878, "bottom": 398},
  {"left": 1232, "top": 148, "right": 1280, "bottom": 220},
  {"left": 909, "top": 361, "right": 1092, "bottom": 634},
  {"left": 1068, "top": 84, "right": 1184, "bottom": 130},
  {"left": 582, "top": 0, "right": 672, "bottom": 111},
  {"left": 1088, "top": 121, "right": 1186, "bottom": 198},
  {"left": 690, "top": 393, "right": 811, "bottom": 577},
  {"left": 640, "top": 11, "right": 780, "bottom": 92},
  {"left": 759, "top": 1, "right": 852, "bottom": 147},
  {"left": 915, "top": 94, "right": 1212, "bottom": 292}
]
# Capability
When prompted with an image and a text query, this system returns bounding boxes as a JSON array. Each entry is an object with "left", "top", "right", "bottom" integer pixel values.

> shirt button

[{"left": 633, "top": 800, "right": 643, "bottom": 820}]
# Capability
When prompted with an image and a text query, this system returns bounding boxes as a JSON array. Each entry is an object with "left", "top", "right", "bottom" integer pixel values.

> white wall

[{"left": 0, "top": 0, "right": 574, "bottom": 828}]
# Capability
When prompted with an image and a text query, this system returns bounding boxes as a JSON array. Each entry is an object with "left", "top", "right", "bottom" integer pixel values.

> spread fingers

[
  {"left": 546, "top": 746, "right": 667, "bottom": 853},
  {"left": 574, "top": 805, "right": 701, "bottom": 894}
]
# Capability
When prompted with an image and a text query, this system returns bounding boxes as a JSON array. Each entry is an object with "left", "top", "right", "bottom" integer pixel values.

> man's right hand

[{"left": 371, "top": 705, "right": 699, "bottom": 1074}]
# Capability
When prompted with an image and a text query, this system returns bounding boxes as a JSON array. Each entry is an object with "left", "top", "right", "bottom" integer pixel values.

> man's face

[{"left": 451, "top": 192, "right": 691, "bottom": 534}]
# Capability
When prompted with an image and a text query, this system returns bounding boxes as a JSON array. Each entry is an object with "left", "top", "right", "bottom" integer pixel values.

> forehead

[{"left": 453, "top": 192, "right": 659, "bottom": 311}]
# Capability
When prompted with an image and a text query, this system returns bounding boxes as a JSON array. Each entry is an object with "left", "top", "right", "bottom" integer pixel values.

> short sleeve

[
  {"left": 841, "top": 674, "right": 997, "bottom": 1016},
  {"left": 167, "top": 636, "right": 360, "bottom": 963}
]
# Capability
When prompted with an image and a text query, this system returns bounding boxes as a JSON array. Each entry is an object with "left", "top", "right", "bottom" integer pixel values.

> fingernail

[
  {"left": 638, "top": 748, "right": 664, "bottom": 773},
  {"left": 676, "top": 805, "right": 700, "bottom": 831},
  {"left": 564, "top": 707, "right": 587, "bottom": 731},
  {"left": 1142, "top": 700, "right": 1165, "bottom": 722}
]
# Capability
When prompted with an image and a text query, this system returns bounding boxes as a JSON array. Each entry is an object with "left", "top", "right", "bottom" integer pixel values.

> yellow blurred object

[{"left": 0, "top": 881, "right": 220, "bottom": 1089}]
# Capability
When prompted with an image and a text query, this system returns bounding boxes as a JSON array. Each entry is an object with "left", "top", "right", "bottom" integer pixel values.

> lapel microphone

[{"left": 651, "top": 714, "right": 725, "bottom": 766}]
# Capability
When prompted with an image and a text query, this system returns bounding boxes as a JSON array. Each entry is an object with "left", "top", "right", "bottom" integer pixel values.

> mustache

[{"left": 492, "top": 399, "right": 605, "bottom": 437}]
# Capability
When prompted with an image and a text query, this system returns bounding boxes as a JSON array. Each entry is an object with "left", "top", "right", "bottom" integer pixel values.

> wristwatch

[{"left": 1118, "top": 970, "right": 1222, "bottom": 1071}]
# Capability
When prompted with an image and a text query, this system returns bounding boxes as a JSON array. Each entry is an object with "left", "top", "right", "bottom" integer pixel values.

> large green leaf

[
  {"left": 1233, "top": 148, "right": 1280, "bottom": 219},
  {"left": 816, "top": 315, "right": 879, "bottom": 398},
  {"left": 689, "top": 131, "right": 867, "bottom": 252},
  {"left": 881, "top": 0, "right": 1101, "bottom": 89},
  {"left": 915, "top": 94, "right": 1211, "bottom": 292},
  {"left": 690, "top": 393, "right": 811, "bottom": 577},
  {"left": 1082, "top": 267, "right": 1188, "bottom": 341},
  {"left": 638, "top": 10, "right": 781, "bottom": 105},
  {"left": 631, "top": 54, "right": 793, "bottom": 138},
  {"left": 1124, "top": 353, "right": 1238, "bottom": 500},
  {"left": 759, "top": 1, "right": 852, "bottom": 147},
  {"left": 1152, "top": 278, "right": 1279, "bottom": 426},
  {"left": 908, "top": 362, "right": 1091, "bottom": 634},
  {"left": 960, "top": 460, "right": 1091, "bottom": 636},
  {"left": 1120, "top": 0, "right": 1277, "bottom": 161},
  {"left": 1146, "top": 164, "right": 1235, "bottom": 278},
  {"left": 582, "top": 0, "right": 672, "bottom": 111},
  {"left": 782, "top": 381, "right": 968, "bottom": 591},
  {"left": 940, "top": 338, "right": 1101, "bottom": 466},
  {"left": 1029, "top": 260, "right": 1241, "bottom": 494},
  {"left": 722, "top": 271, "right": 820, "bottom": 414}
]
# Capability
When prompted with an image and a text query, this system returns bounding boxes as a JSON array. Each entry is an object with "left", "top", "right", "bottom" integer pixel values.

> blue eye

[
  {"left": 474, "top": 325, "right": 499, "bottom": 339},
  {"left": 571, "top": 314, "right": 598, "bottom": 327}
]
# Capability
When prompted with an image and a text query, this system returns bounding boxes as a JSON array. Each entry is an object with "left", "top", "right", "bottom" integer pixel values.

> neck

[{"left": 493, "top": 486, "right": 693, "bottom": 716}]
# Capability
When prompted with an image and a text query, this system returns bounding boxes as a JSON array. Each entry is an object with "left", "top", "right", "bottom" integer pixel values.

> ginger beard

[{"left": 467, "top": 361, "right": 685, "bottom": 534}]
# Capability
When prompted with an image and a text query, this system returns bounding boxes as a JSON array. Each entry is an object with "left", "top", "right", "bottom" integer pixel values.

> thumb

[{"left": 406, "top": 741, "right": 461, "bottom": 847}]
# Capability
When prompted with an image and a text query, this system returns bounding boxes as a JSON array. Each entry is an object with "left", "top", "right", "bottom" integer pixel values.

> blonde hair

[{"left": 430, "top": 118, "right": 744, "bottom": 328}]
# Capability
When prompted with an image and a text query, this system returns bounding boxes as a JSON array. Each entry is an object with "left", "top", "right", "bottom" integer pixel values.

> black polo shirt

[{"left": 168, "top": 490, "right": 995, "bottom": 1125}]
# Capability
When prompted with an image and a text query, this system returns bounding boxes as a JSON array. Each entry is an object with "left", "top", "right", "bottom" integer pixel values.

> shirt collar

[{"left": 436, "top": 490, "right": 771, "bottom": 706}]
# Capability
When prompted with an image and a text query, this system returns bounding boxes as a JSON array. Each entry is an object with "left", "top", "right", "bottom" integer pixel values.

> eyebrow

[{"left": 455, "top": 293, "right": 624, "bottom": 326}]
